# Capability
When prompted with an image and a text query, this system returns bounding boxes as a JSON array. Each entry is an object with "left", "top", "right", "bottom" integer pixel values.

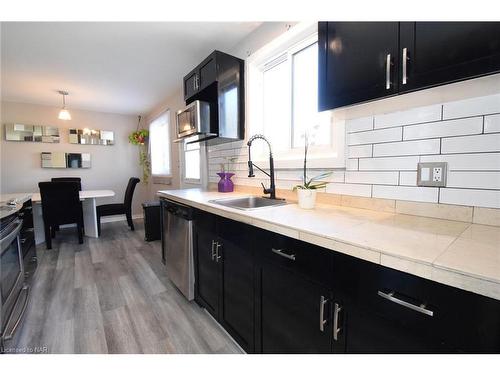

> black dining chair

[
  {"left": 96, "top": 177, "right": 140, "bottom": 236},
  {"left": 51, "top": 177, "right": 83, "bottom": 232},
  {"left": 38, "top": 181, "right": 84, "bottom": 250},
  {"left": 51, "top": 177, "right": 82, "bottom": 190}
]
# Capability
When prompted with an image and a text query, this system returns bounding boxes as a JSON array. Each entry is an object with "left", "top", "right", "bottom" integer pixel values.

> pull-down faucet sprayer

[{"left": 247, "top": 134, "right": 278, "bottom": 200}]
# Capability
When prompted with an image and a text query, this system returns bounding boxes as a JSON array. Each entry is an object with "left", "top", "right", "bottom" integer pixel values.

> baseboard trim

[{"left": 101, "top": 214, "right": 143, "bottom": 224}]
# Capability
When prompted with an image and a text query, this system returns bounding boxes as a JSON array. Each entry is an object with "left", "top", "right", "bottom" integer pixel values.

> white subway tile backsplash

[
  {"left": 326, "top": 183, "right": 372, "bottom": 197},
  {"left": 447, "top": 172, "right": 500, "bottom": 190},
  {"left": 359, "top": 156, "right": 419, "bottom": 171},
  {"left": 399, "top": 172, "right": 417, "bottom": 186},
  {"left": 347, "top": 127, "right": 402, "bottom": 146},
  {"left": 373, "top": 139, "right": 440, "bottom": 157},
  {"left": 208, "top": 92, "right": 499, "bottom": 210},
  {"left": 443, "top": 94, "right": 500, "bottom": 119},
  {"left": 484, "top": 114, "right": 500, "bottom": 134},
  {"left": 348, "top": 144, "right": 372, "bottom": 158},
  {"left": 440, "top": 188, "right": 500, "bottom": 209},
  {"left": 346, "top": 116, "right": 373, "bottom": 133},
  {"left": 346, "top": 159, "right": 359, "bottom": 171},
  {"left": 420, "top": 153, "right": 500, "bottom": 171},
  {"left": 374, "top": 104, "right": 442, "bottom": 129},
  {"left": 373, "top": 185, "right": 439, "bottom": 203},
  {"left": 345, "top": 171, "right": 399, "bottom": 185},
  {"left": 403, "top": 117, "right": 483, "bottom": 141},
  {"left": 441, "top": 133, "right": 500, "bottom": 154}
]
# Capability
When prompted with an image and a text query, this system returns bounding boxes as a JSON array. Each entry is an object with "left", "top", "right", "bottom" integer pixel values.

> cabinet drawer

[{"left": 259, "top": 231, "right": 333, "bottom": 286}]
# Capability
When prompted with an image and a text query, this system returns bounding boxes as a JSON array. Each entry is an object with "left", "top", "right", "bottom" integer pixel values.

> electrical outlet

[
  {"left": 433, "top": 167, "right": 443, "bottom": 182},
  {"left": 417, "top": 162, "right": 447, "bottom": 187}
]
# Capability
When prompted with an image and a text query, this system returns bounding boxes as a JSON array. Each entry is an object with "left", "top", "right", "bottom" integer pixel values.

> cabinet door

[
  {"left": 399, "top": 22, "right": 500, "bottom": 92},
  {"left": 218, "top": 218, "right": 255, "bottom": 352},
  {"left": 319, "top": 22, "right": 400, "bottom": 111},
  {"left": 198, "top": 56, "right": 217, "bottom": 91},
  {"left": 184, "top": 70, "right": 198, "bottom": 101},
  {"left": 260, "top": 260, "right": 333, "bottom": 353},
  {"left": 194, "top": 211, "right": 219, "bottom": 318}
]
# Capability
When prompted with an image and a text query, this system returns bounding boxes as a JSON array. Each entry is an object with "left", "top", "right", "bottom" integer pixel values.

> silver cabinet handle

[
  {"left": 211, "top": 240, "right": 217, "bottom": 261},
  {"left": 215, "top": 242, "right": 222, "bottom": 262},
  {"left": 385, "top": 53, "right": 392, "bottom": 90},
  {"left": 271, "top": 248, "right": 296, "bottom": 261},
  {"left": 333, "top": 302, "right": 342, "bottom": 341},
  {"left": 378, "top": 290, "right": 434, "bottom": 317},
  {"left": 402, "top": 47, "right": 409, "bottom": 85},
  {"left": 3, "top": 285, "right": 30, "bottom": 341},
  {"left": 319, "top": 295, "right": 328, "bottom": 332}
]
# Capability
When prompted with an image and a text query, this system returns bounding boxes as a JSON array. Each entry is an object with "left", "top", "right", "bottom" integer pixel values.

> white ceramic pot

[{"left": 297, "top": 189, "right": 317, "bottom": 209}]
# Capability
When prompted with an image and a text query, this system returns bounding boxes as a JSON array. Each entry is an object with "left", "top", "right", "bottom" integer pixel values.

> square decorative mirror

[
  {"left": 5, "top": 123, "right": 60, "bottom": 143},
  {"left": 69, "top": 128, "right": 114, "bottom": 145},
  {"left": 41, "top": 152, "right": 91, "bottom": 168}
]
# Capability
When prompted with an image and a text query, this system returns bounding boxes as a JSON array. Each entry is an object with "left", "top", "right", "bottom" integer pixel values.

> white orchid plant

[{"left": 292, "top": 127, "right": 332, "bottom": 191}]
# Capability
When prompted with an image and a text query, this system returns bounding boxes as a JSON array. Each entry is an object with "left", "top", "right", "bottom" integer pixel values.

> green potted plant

[
  {"left": 292, "top": 132, "right": 332, "bottom": 209},
  {"left": 128, "top": 116, "right": 151, "bottom": 184}
]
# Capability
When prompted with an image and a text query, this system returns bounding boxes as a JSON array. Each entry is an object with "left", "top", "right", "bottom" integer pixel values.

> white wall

[{"left": 0, "top": 101, "right": 148, "bottom": 214}]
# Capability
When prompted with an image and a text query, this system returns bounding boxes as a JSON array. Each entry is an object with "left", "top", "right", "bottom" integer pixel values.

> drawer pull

[
  {"left": 319, "top": 295, "right": 328, "bottom": 332},
  {"left": 211, "top": 240, "right": 217, "bottom": 261},
  {"left": 377, "top": 290, "right": 434, "bottom": 317},
  {"left": 271, "top": 248, "right": 296, "bottom": 261},
  {"left": 333, "top": 302, "right": 342, "bottom": 341}
]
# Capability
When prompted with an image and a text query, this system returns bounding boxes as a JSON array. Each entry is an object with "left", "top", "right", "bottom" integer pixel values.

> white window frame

[
  {"left": 182, "top": 140, "right": 202, "bottom": 185},
  {"left": 149, "top": 109, "right": 172, "bottom": 178},
  {"left": 246, "top": 22, "right": 345, "bottom": 169}
]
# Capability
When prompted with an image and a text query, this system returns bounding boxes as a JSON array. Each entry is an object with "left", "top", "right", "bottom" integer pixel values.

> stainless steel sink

[{"left": 209, "top": 196, "right": 287, "bottom": 210}]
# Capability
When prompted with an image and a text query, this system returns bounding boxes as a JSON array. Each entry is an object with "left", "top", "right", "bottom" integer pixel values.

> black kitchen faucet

[{"left": 247, "top": 134, "right": 278, "bottom": 200}]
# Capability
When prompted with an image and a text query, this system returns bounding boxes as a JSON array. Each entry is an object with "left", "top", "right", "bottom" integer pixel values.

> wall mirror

[
  {"left": 5, "top": 123, "right": 60, "bottom": 143},
  {"left": 69, "top": 128, "right": 114, "bottom": 145},
  {"left": 41, "top": 152, "right": 91, "bottom": 169}
]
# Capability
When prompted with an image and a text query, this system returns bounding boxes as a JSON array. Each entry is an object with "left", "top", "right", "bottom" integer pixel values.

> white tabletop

[{"left": 1, "top": 190, "right": 115, "bottom": 203}]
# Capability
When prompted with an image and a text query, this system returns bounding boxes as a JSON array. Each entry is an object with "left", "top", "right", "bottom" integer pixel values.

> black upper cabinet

[
  {"left": 319, "top": 22, "right": 400, "bottom": 111},
  {"left": 319, "top": 22, "right": 500, "bottom": 110},
  {"left": 183, "top": 51, "right": 245, "bottom": 144},
  {"left": 399, "top": 22, "right": 500, "bottom": 92}
]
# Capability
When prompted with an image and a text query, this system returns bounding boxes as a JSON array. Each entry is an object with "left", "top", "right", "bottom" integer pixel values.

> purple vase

[{"left": 217, "top": 172, "right": 234, "bottom": 193}]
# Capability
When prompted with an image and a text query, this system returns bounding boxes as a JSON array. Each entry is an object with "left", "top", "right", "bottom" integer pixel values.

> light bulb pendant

[{"left": 57, "top": 90, "right": 71, "bottom": 120}]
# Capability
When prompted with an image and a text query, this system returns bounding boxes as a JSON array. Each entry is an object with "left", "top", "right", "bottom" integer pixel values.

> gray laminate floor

[{"left": 5, "top": 220, "right": 242, "bottom": 354}]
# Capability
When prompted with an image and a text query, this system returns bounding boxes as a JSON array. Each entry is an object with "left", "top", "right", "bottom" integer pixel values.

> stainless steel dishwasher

[{"left": 161, "top": 199, "right": 194, "bottom": 301}]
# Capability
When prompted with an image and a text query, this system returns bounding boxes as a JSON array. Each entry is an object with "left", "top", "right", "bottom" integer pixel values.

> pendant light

[{"left": 58, "top": 90, "right": 72, "bottom": 120}]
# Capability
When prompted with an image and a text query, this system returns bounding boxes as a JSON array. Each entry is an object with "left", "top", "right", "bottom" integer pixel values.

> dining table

[{"left": 0, "top": 190, "right": 115, "bottom": 244}]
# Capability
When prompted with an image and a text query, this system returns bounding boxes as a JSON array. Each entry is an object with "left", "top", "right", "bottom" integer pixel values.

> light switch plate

[{"left": 417, "top": 162, "right": 447, "bottom": 187}]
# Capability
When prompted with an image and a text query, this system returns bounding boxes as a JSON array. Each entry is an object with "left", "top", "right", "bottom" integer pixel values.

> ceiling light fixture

[{"left": 58, "top": 90, "right": 72, "bottom": 120}]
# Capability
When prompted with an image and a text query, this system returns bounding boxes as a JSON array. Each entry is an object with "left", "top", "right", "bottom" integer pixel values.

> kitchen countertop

[
  {"left": 0, "top": 193, "right": 32, "bottom": 220},
  {"left": 158, "top": 189, "right": 500, "bottom": 301}
]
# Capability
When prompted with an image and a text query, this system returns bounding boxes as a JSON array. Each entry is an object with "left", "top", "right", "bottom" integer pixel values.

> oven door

[{"left": 1, "top": 220, "right": 27, "bottom": 342}]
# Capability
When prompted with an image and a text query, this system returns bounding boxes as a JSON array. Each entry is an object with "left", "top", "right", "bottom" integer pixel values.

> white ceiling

[{"left": 1, "top": 22, "right": 262, "bottom": 115}]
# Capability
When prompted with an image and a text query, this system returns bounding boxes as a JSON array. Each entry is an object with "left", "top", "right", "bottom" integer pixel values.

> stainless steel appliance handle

[
  {"left": 211, "top": 240, "right": 217, "bottom": 261},
  {"left": 3, "top": 285, "right": 30, "bottom": 341},
  {"left": 333, "top": 302, "right": 342, "bottom": 341},
  {"left": 1, "top": 220, "right": 23, "bottom": 254},
  {"left": 402, "top": 47, "right": 409, "bottom": 85},
  {"left": 377, "top": 290, "right": 434, "bottom": 317},
  {"left": 271, "top": 248, "right": 296, "bottom": 261},
  {"left": 215, "top": 242, "right": 222, "bottom": 262},
  {"left": 319, "top": 295, "right": 328, "bottom": 332},
  {"left": 385, "top": 53, "right": 391, "bottom": 90}
]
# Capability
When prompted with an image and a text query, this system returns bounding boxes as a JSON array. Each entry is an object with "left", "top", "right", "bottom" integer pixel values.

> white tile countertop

[{"left": 157, "top": 189, "right": 500, "bottom": 301}]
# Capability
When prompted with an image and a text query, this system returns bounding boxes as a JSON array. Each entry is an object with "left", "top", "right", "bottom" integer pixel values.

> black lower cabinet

[
  {"left": 193, "top": 209, "right": 500, "bottom": 354},
  {"left": 194, "top": 210, "right": 219, "bottom": 318},
  {"left": 260, "top": 261, "right": 334, "bottom": 353},
  {"left": 218, "top": 218, "right": 255, "bottom": 352},
  {"left": 194, "top": 211, "right": 255, "bottom": 352}
]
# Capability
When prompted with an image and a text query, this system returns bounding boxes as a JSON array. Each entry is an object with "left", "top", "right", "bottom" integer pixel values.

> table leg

[{"left": 82, "top": 198, "right": 99, "bottom": 238}]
